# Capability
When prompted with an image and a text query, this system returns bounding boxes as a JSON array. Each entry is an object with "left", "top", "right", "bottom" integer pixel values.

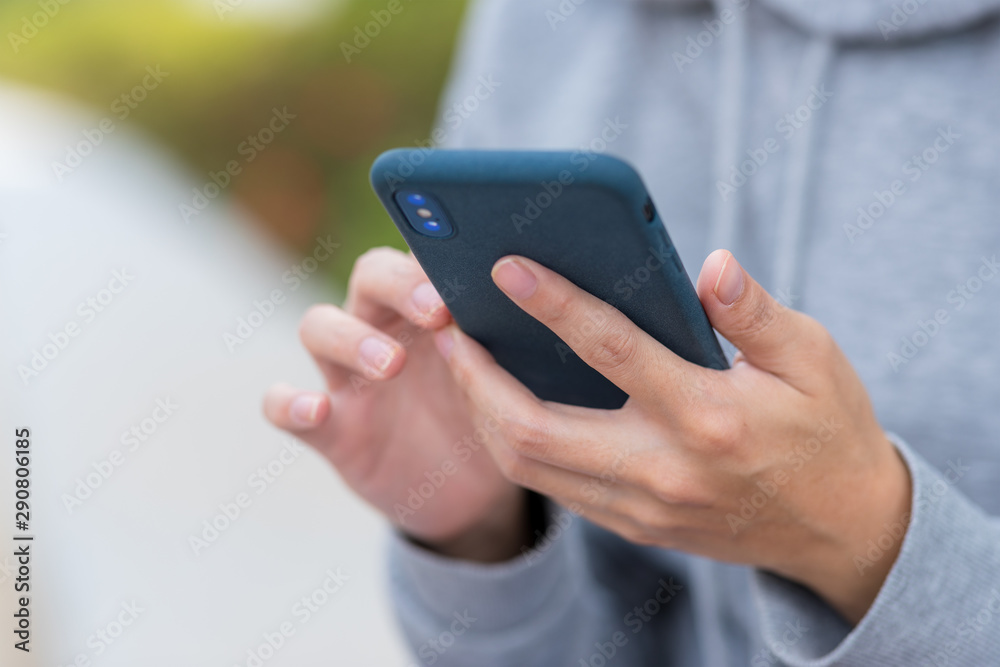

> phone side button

[
  {"left": 656, "top": 233, "right": 684, "bottom": 274},
  {"left": 670, "top": 251, "right": 683, "bottom": 274}
]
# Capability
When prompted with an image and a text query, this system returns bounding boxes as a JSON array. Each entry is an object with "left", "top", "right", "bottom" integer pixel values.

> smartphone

[{"left": 370, "top": 149, "right": 728, "bottom": 409}]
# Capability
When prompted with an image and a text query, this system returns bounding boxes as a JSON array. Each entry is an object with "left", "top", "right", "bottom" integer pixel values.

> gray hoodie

[{"left": 387, "top": 0, "right": 1000, "bottom": 664}]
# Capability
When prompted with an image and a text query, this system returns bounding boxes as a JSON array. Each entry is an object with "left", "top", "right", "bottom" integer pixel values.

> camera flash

[{"left": 416, "top": 208, "right": 433, "bottom": 218}]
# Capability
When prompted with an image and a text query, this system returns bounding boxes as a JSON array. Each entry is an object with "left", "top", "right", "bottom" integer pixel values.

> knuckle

[
  {"left": 348, "top": 247, "right": 398, "bottom": 294},
  {"left": 579, "top": 479, "right": 612, "bottom": 510},
  {"left": 589, "top": 318, "right": 640, "bottom": 373},
  {"left": 689, "top": 406, "right": 746, "bottom": 454},
  {"left": 635, "top": 462, "right": 698, "bottom": 507},
  {"left": 353, "top": 245, "right": 393, "bottom": 273},
  {"left": 653, "top": 477, "right": 711, "bottom": 509},
  {"left": 448, "top": 352, "right": 475, "bottom": 390},
  {"left": 501, "top": 408, "right": 551, "bottom": 457},
  {"left": 539, "top": 288, "right": 576, "bottom": 329},
  {"left": 622, "top": 523, "right": 658, "bottom": 547},
  {"left": 651, "top": 530, "right": 679, "bottom": 551},
  {"left": 350, "top": 249, "right": 378, "bottom": 282},
  {"left": 798, "top": 315, "right": 838, "bottom": 364},
  {"left": 261, "top": 391, "right": 283, "bottom": 425},
  {"left": 298, "top": 304, "right": 334, "bottom": 345},
  {"left": 737, "top": 296, "right": 781, "bottom": 342},
  {"left": 634, "top": 503, "right": 676, "bottom": 534},
  {"left": 499, "top": 452, "right": 533, "bottom": 486}
]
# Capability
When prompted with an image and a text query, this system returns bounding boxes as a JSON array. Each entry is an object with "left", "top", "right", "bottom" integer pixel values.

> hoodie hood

[
  {"left": 636, "top": 0, "right": 1000, "bottom": 42},
  {"left": 631, "top": 0, "right": 1000, "bottom": 300},
  {"left": 757, "top": 0, "right": 1000, "bottom": 41}
]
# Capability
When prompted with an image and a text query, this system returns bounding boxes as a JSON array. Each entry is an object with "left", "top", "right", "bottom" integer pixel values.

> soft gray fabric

[{"left": 387, "top": 0, "right": 1000, "bottom": 664}]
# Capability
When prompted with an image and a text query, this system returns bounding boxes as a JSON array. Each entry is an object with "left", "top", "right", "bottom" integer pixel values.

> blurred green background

[{"left": 0, "top": 0, "right": 468, "bottom": 283}]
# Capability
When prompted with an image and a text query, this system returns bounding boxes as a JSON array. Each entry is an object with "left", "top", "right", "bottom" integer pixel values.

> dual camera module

[{"left": 394, "top": 191, "right": 454, "bottom": 238}]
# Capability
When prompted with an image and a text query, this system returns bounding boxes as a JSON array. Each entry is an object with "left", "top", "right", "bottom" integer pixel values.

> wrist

[
  {"left": 411, "top": 488, "right": 535, "bottom": 563},
  {"left": 796, "top": 437, "right": 913, "bottom": 624}
]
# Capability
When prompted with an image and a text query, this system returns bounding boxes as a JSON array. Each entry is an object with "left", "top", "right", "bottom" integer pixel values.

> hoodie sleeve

[
  {"left": 751, "top": 435, "right": 1000, "bottom": 666},
  {"left": 387, "top": 507, "right": 607, "bottom": 667},
  {"left": 386, "top": 503, "right": 696, "bottom": 667}
]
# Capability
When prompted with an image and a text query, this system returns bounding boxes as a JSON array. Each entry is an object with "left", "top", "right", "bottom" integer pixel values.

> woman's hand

[
  {"left": 264, "top": 247, "right": 527, "bottom": 562},
  {"left": 433, "top": 249, "right": 912, "bottom": 624}
]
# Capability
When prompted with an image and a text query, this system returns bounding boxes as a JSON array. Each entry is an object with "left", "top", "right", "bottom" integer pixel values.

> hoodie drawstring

[
  {"left": 772, "top": 39, "right": 834, "bottom": 304},
  {"left": 708, "top": 5, "right": 834, "bottom": 309},
  {"left": 708, "top": 2, "right": 747, "bottom": 256}
]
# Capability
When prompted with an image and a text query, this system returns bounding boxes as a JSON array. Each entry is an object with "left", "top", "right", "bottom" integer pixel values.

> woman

[{"left": 266, "top": 0, "right": 1000, "bottom": 663}]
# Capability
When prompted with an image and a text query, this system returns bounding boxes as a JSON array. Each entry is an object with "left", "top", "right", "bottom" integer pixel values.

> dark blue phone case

[{"left": 370, "top": 149, "right": 728, "bottom": 409}]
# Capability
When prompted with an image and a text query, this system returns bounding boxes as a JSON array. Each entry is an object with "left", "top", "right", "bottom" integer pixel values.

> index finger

[
  {"left": 490, "top": 255, "right": 702, "bottom": 407},
  {"left": 434, "top": 324, "right": 644, "bottom": 478},
  {"left": 345, "top": 247, "right": 451, "bottom": 329}
]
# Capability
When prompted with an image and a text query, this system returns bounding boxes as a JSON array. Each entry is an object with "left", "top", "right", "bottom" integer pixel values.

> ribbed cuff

[
  {"left": 388, "top": 505, "right": 580, "bottom": 634},
  {"left": 751, "top": 434, "right": 1000, "bottom": 666}
]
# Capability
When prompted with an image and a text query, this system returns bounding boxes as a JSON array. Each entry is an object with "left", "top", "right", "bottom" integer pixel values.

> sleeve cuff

[
  {"left": 388, "top": 505, "right": 581, "bottom": 634},
  {"left": 751, "top": 434, "right": 1000, "bottom": 666}
]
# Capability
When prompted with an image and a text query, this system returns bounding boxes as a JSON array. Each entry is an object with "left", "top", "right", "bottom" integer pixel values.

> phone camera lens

[
  {"left": 395, "top": 190, "right": 452, "bottom": 238},
  {"left": 642, "top": 198, "right": 656, "bottom": 223}
]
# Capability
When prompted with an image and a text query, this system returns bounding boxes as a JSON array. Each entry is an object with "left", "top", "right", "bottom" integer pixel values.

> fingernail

[
  {"left": 714, "top": 252, "right": 744, "bottom": 306},
  {"left": 290, "top": 395, "right": 321, "bottom": 427},
  {"left": 434, "top": 328, "right": 454, "bottom": 359},
  {"left": 492, "top": 258, "right": 537, "bottom": 299},
  {"left": 359, "top": 337, "right": 397, "bottom": 376},
  {"left": 411, "top": 282, "right": 444, "bottom": 320}
]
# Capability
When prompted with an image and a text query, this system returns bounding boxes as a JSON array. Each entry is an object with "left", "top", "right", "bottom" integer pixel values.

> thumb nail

[{"left": 714, "top": 252, "right": 745, "bottom": 306}]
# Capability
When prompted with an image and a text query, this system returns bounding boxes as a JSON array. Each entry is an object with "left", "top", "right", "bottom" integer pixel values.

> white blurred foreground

[{"left": 0, "top": 80, "right": 409, "bottom": 667}]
